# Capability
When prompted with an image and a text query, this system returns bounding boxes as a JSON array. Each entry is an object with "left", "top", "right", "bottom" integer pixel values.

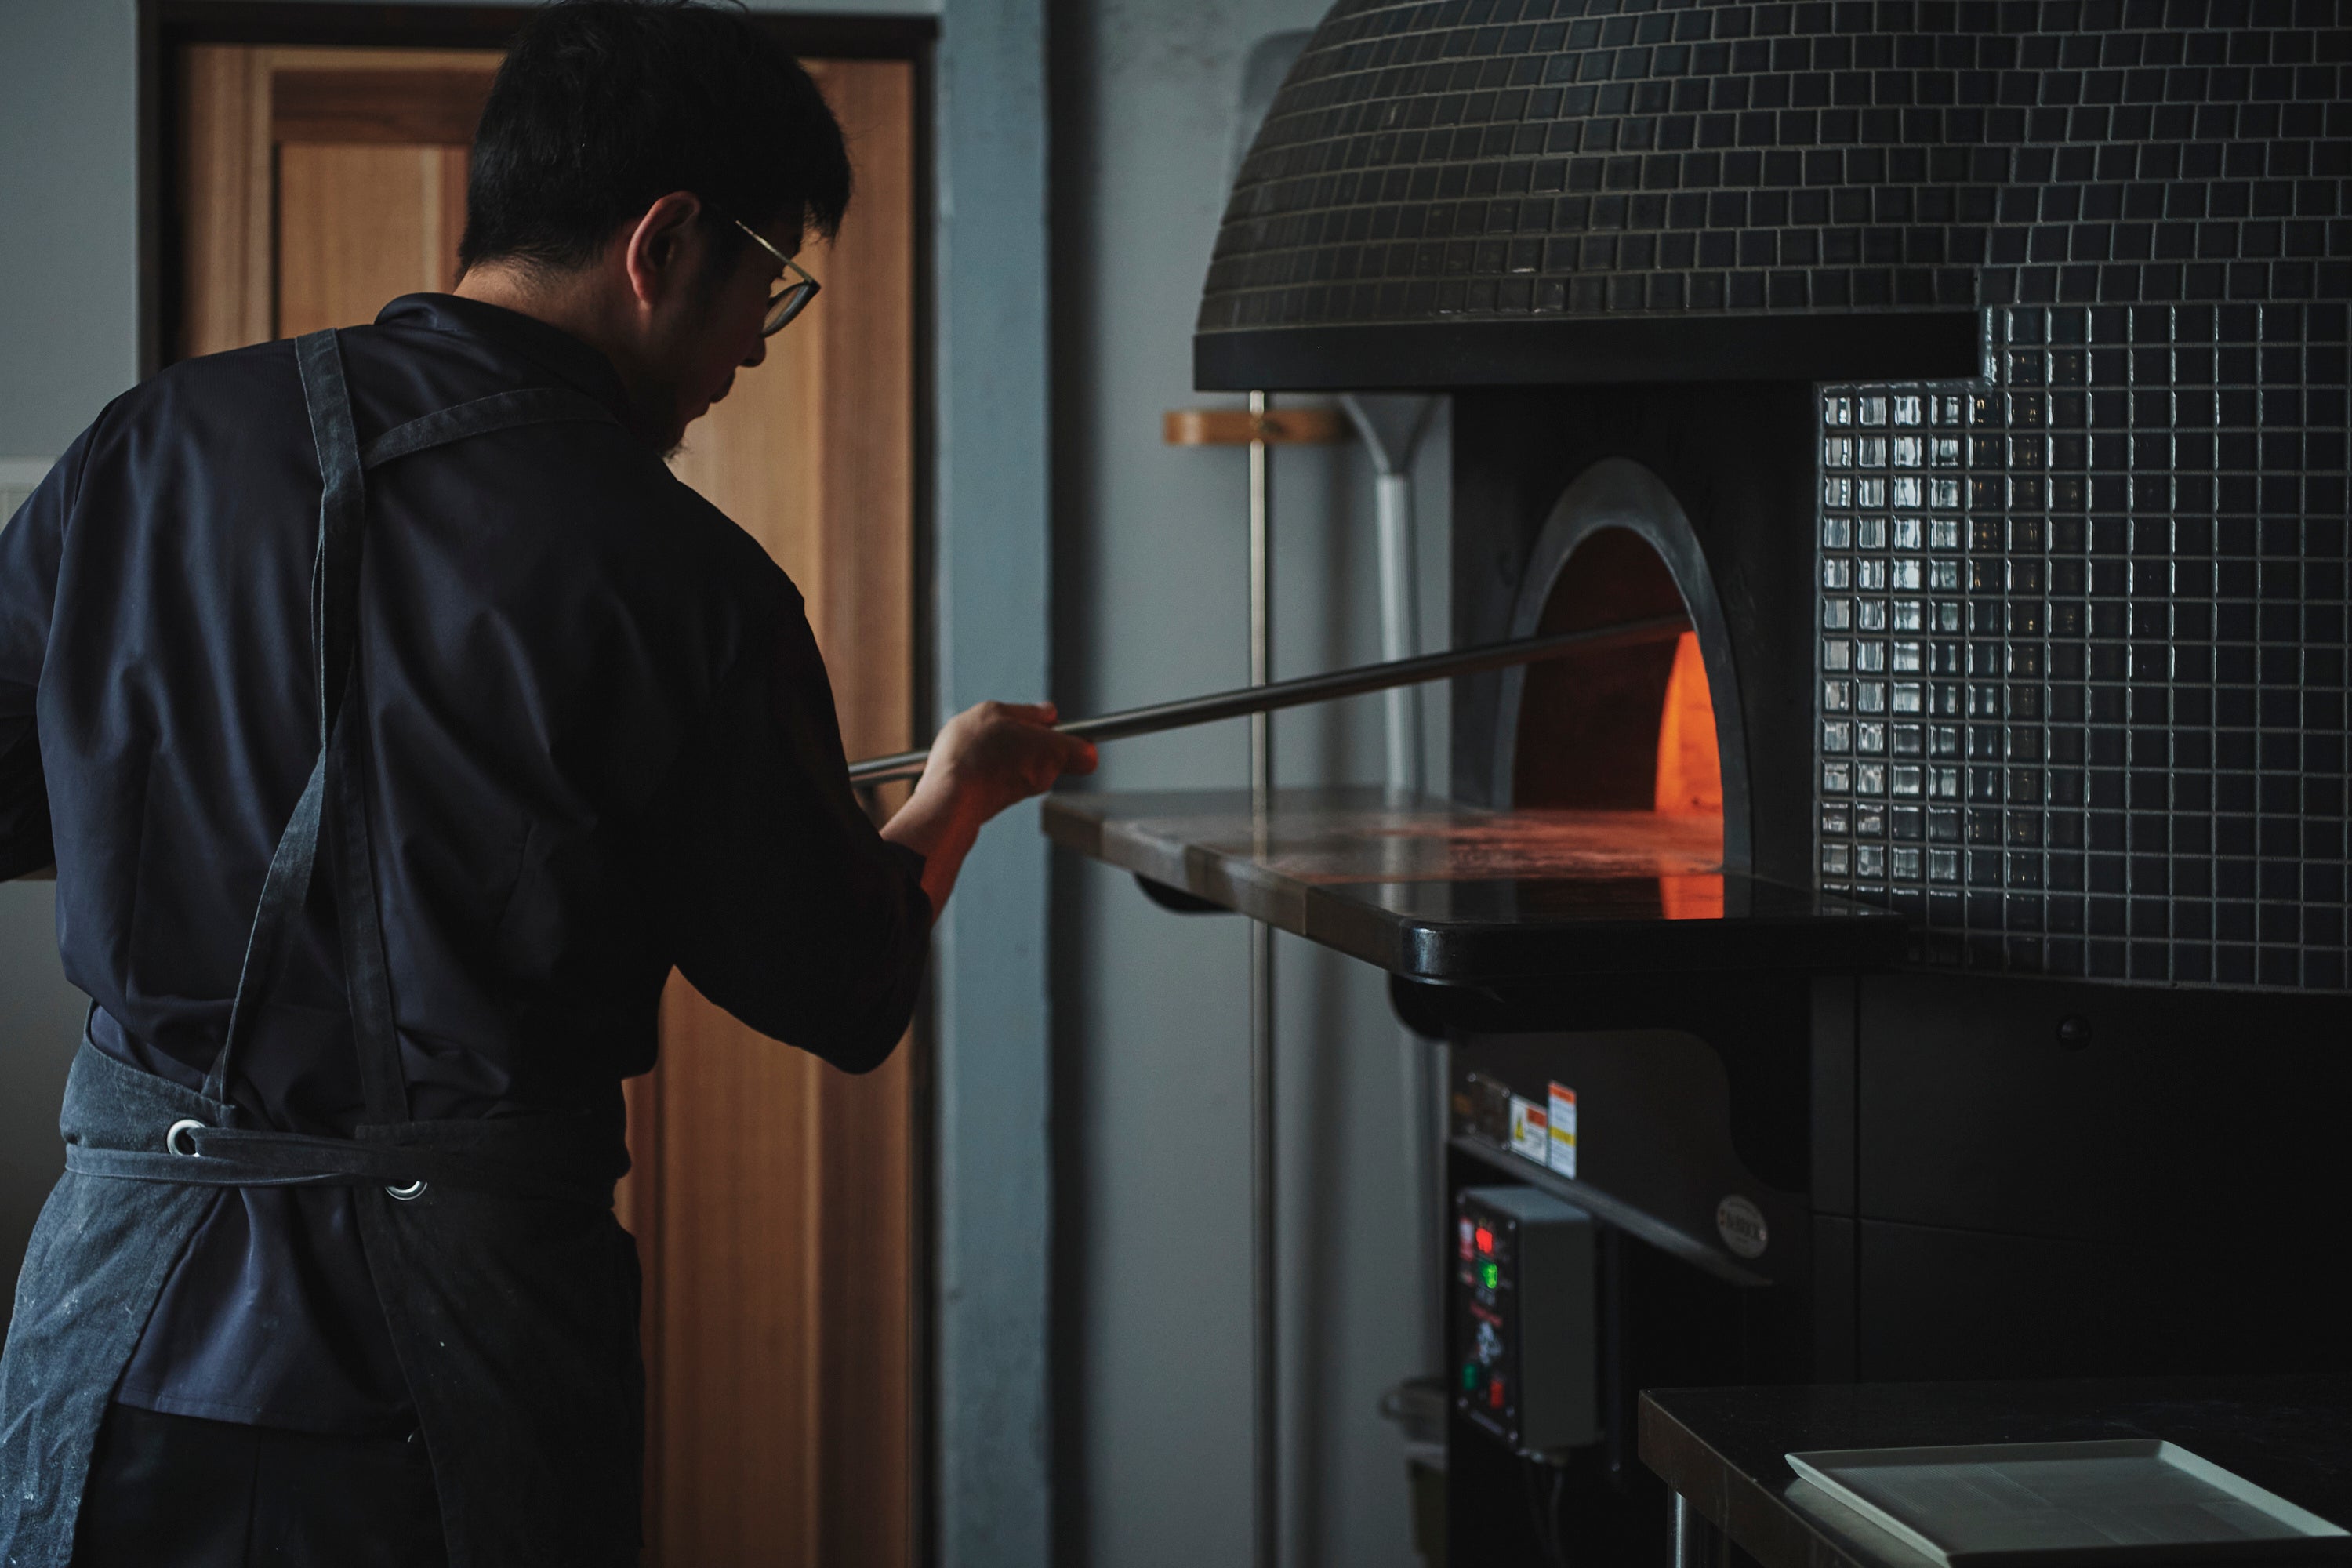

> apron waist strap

[{"left": 67, "top": 1125, "right": 615, "bottom": 1208}]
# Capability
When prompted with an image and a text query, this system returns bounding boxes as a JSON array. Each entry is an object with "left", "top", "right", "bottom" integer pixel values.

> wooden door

[{"left": 173, "top": 45, "right": 920, "bottom": 1568}]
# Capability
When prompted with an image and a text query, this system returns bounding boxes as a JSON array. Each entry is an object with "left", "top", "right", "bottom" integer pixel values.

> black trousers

[{"left": 71, "top": 1403, "right": 446, "bottom": 1568}]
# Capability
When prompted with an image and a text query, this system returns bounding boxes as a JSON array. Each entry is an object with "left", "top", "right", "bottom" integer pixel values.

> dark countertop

[
  {"left": 1641, "top": 1379, "right": 2352, "bottom": 1568},
  {"left": 1041, "top": 787, "right": 1903, "bottom": 983}
]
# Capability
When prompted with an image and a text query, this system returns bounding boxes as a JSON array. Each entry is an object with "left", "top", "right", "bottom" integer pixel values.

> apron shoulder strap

[
  {"left": 206, "top": 336, "right": 616, "bottom": 1117},
  {"left": 361, "top": 386, "right": 619, "bottom": 471}
]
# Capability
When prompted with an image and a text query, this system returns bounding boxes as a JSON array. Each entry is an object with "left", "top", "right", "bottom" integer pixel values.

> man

[{"left": 0, "top": 3, "right": 1091, "bottom": 1563}]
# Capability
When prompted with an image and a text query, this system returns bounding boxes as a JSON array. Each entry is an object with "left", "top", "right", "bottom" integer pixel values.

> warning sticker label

[
  {"left": 1508, "top": 1095, "right": 1548, "bottom": 1163},
  {"left": 1547, "top": 1083, "right": 1577, "bottom": 1179}
]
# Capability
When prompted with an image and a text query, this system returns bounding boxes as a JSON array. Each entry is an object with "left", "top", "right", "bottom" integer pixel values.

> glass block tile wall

[{"left": 1816, "top": 303, "right": 2350, "bottom": 990}]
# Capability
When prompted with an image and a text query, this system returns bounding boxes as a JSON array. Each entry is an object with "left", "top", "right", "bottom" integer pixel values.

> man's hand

[
  {"left": 924, "top": 701, "right": 1097, "bottom": 824},
  {"left": 879, "top": 701, "right": 1097, "bottom": 915}
]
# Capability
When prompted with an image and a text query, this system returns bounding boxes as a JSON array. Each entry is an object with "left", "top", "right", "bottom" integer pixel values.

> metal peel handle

[{"left": 846, "top": 613, "right": 1691, "bottom": 786}]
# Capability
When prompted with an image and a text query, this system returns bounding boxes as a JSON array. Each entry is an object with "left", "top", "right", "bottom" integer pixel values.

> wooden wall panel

[
  {"left": 650, "top": 979, "right": 826, "bottom": 1566},
  {"left": 270, "top": 67, "right": 495, "bottom": 144},
  {"left": 178, "top": 45, "right": 274, "bottom": 358},
  {"left": 277, "top": 143, "right": 453, "bottom": 338},
  {"left": 806, "top": 60, "right": 916, "bottom": 765}
]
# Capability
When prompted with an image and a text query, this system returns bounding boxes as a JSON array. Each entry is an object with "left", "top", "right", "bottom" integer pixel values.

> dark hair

[{"left": 460, "top": 0, "right": 851, "bottom": 274}]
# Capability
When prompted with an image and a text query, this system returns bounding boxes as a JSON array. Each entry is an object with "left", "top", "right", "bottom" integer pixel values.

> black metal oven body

[
  {"left": 1436, "top": 975, "right": 2352, "bottom": 1563},
  {"left": 1183, "top": 2, "right": 2352, "bottom": 1561}
]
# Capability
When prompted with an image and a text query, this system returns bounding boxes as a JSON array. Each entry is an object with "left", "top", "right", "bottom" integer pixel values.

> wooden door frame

[{"left": 137, "top": 7, "right": 943, "bottom": 1563}]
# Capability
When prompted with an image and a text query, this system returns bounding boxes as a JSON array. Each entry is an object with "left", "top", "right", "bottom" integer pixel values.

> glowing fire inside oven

[
  {"left": 1652, "top": 630, "right": 1721, "bottom": 820},
  {"left": 1512, "top": 529, "right": 1727, "bottom": 912}
]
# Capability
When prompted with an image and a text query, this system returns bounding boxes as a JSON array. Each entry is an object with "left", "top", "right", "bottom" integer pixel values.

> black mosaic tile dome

[
  {"left": 1203, "top": 0, "right": 2351, "bottom": 992},
  {"left": 1196, "top": 0, "right": 2352, "bottom": 387}
]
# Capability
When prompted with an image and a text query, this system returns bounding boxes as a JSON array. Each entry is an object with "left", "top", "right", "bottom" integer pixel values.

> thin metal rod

[
  {"left": 1247, "top": 390, "right": 1279, "bottom": 1568},
  {"left": 1250, "top": 915, "right": 1276, "bottom": 1568},
  {"left": 844, "top": 613, "right": 1691, "bottom": 785},
  {"left": 1250, "top": 390, "right": 1272, "bottom": 798},
  {"left": 1373, "top": 469, "right": 1424, "bottom": 797}
]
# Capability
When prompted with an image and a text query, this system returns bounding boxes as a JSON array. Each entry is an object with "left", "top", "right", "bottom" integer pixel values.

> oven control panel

[{"left": 1454, "top": 1185, "right": 1597, "bottom": 1456}]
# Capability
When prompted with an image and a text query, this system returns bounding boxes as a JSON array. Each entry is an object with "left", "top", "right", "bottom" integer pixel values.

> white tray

[{"left": 1785, "top": 1440, "right": 2351, "bottom": 1568}]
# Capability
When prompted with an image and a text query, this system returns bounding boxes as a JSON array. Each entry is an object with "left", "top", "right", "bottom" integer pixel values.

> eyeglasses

[{"left": 721, "top": 213, "right": 822, "bottom": 335}]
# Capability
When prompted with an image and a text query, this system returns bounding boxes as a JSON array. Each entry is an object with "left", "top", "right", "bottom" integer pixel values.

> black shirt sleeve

[
  {"left": 0, "top": 436, "right": 81, "bottom": 882},
  {"left": 639, "top": 586, "right": 931, "bottom": 1073}
]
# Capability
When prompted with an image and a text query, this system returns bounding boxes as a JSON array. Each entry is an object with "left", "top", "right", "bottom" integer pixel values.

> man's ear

[{"left": 621, "top": 191, "right": 707, "bottom": 312}]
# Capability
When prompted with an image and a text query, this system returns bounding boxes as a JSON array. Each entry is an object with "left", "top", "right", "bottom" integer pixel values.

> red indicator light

[
  {"left": 1475, "top": 1226, "right": 1494, "bottom": 1255},
  {"left": 1488, "top": 1377, "right": 1505, "bottom": 1410}
]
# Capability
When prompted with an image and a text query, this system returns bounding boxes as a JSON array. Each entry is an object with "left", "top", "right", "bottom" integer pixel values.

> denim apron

[{"left": 0, "top": 332, "right": 648, "bottom": 1568}]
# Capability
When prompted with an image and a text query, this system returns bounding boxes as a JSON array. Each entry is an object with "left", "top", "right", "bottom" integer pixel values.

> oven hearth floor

[{"left": 1043, "top": 787, "right": 1904, "bottom": 983}]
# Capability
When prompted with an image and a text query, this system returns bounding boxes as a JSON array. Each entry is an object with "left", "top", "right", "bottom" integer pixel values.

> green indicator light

[
  {"left": 1461, "top": 1362, "right": 1478, "bottom": 1391},
  {"left": 1481, "top": 1262, "right": 1499, "bottom": 1290}
]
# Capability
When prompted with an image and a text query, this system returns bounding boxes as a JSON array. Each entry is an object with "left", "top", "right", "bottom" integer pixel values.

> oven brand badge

[
  {"left": 1715, "top": 1196, "right": 1769, "bottom": 1259},
  {"left": 1508, "top": 1096, "right": 1548, "bottom": 1163}
]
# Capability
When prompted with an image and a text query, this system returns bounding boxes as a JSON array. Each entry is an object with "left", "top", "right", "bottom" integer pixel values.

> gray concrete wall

[{"left": 1049, "top": 3, "right": 1450, "bottom": 1563}]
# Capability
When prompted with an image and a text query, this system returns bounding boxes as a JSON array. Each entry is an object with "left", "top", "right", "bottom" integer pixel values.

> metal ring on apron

[
  {"left": 386, "top": 1179, "right": 428, "bottom": 1201},
  {"left": 165, "top": 1118, "right": 205, "bottom": 1157}
]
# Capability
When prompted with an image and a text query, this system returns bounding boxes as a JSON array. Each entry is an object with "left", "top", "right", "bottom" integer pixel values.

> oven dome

[{"left": 1196, "top": 0, "right": 2351, "bottom": 389}]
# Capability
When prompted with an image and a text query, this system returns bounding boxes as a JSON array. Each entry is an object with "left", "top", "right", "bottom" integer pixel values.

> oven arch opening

[{"left": 1492, "top": 458, "right": 1753, "bottom": 875}]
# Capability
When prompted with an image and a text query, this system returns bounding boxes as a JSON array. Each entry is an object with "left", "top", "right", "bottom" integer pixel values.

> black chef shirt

[{"left": 0, "top": 295, "right": 931, "bottom": 1432}]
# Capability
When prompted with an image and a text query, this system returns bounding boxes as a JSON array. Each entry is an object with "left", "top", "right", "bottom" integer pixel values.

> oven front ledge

[{"left": 1043, "top": 786, "right": 1905, "bottom": 985}]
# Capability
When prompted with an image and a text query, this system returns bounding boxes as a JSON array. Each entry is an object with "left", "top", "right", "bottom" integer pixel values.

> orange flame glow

[{"left": 1653, "top": 630, "right": 1722, "bottom": 818}]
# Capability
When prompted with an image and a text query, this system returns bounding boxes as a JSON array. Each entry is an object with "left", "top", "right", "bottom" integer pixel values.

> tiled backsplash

[{"left": 1817, "top": 304, "right": 2348, "bottom": 991}]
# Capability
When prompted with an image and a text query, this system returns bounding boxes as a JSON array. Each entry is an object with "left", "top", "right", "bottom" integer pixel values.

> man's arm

[{"left": 644, "top": 604, "right": 1091, "bottom": 1072}]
